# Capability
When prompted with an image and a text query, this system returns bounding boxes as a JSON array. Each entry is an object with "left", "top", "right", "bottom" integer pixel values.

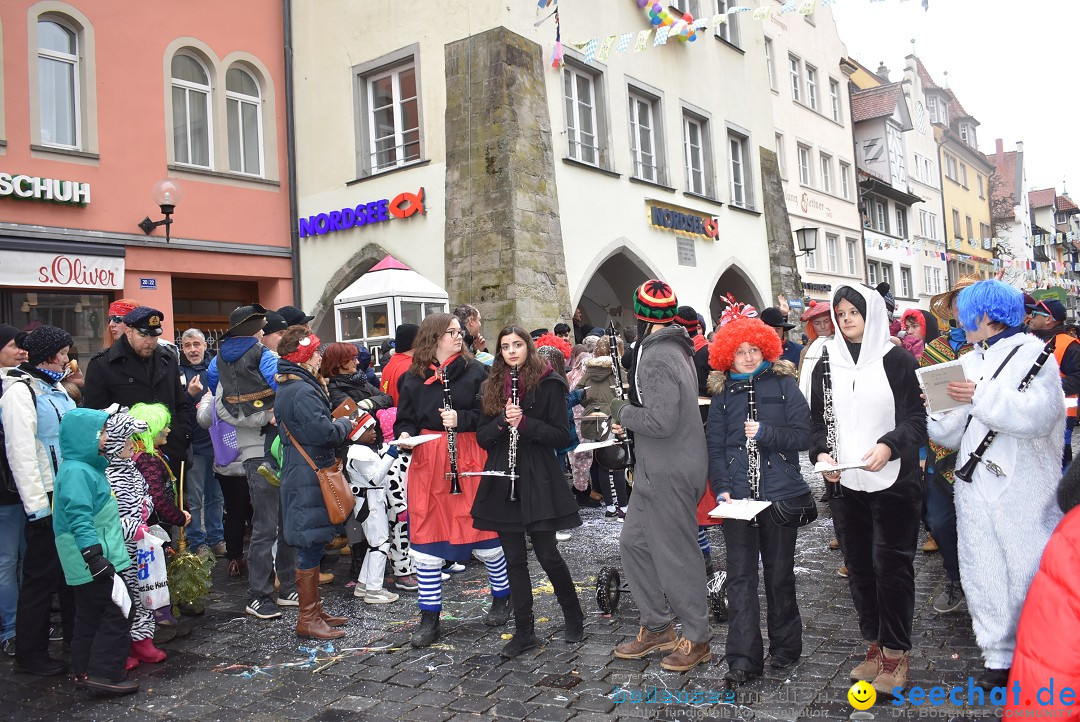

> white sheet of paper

[
  {"left": 708, "top": 499, "right": 773, "bottom": 520},
  {"left": 915, "top": 359, "right": 969, "bottom": 414},
  {"left": 1068, "top": 398, "right": 1078, "bottom": 409},
  {"left": 573, "top": 439, "right": 617, "bottom": 454},
  {"left": 111, "top": 574, "right": 132, "bottom": 617},
  {"left": 698, "top": 398, "right": 711, "bottom": 406},
  {"left": 813, "top": 461, "right": 868, "bottom": 473},
  {"left": 392, "top": 433, "right": 442, "bottom": 448}
]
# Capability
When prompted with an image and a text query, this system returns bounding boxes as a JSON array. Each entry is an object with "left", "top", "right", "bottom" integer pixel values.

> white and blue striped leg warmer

[
  {"left": 415, "top": 565, "right": 443, "bottom": 611},
  {"left": 481, "top": 552, "right": 510, "bottom": 598},
  {"left": 697, "top": 526, "right": 711, "bottom": 556}
]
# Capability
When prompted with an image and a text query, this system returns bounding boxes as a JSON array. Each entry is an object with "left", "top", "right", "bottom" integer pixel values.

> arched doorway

[
  {"left": 575, "top": 248, "right": 656, "bottom": 335},
  {"left": 708, "top": 264, "right": 766, "bottom": 332}
]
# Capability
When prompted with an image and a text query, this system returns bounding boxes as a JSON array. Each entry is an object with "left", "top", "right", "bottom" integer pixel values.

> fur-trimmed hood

[
  {"left": 706, "top": 359, "right": 796, "bottom": 396},
  {"left": 584, "top": 355, "right": 613, "bottom": 368}
]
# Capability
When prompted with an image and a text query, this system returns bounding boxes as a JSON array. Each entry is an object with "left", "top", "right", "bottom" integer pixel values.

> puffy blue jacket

[{"left": 705, "top": 362, "right": 811, "bottom": 501}]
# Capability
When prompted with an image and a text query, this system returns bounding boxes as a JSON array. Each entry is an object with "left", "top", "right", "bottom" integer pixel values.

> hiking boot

[
  {"left": 872, "top": 648, "right": 909, "bottom": 693},
  {"left": 325, "top": 535, "right": 348, "bottom": 550},
  {"left": 484, "top": 595, "right": 512, "bottom": 626},
  {"left": 975, "top": 667, "right": 1010, "bottom": 691},
  {"left": 933, "top": 581, "right": 965, "bottom": 614},
  {"left": 614, "top": 624, "right": 678, "bottom": 659},
  {"left": 921, "top": 534, "right": 939, "bottom": 553},
  {"left": 828, "top": 537, "right": 840, "bottom": 550},
  {"left": 660, "top": 637, "right": 712, "bottom": 672},
  {"left": 850, "top": 642, "right": 882, "bottom": 682},
  {"left": 318, "top": 571, "right": 334, "bottom": 585},
  {"left": 837, "top": 564, "right": 849, "bottom": 578},
  {"left": 411, "top": 610, "right": 440, "bottom": 648},
  {"left": 245, "top": 596, "right": 282, "bottom": 620}
]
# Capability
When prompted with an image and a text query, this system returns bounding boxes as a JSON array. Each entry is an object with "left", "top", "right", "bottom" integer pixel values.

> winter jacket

[
  {"left": 809, "top": 285, "right": 926, "bottom": 493},
  {"left": 51, "top": 408, "right": 131, "bottom": 586},
  {"left": 83, "top": 335, "right": 192, "bottom": 472},
  {"left": 1008, "top": 504, "right": 1080, "bottom": 716},
  {"left": 394, "top": 355, "right": 489, "bottom": 437},
  {"left": 206, "top": 336, "right": 278, "bottom": 396},
  {"left": 327, "top": 373, "right": 392, "bottom": 415},
  {"left": 275, "top": 359, "right": 352, "bottom": 550},
  {"left": 179, "top": 353, "right": 213, "bottom": 455},
  {"left": 379, "top": 351, "right": 412, "bottom": 405},
  {"left": 575, "top": 356, "right": 617, "bottom": 416},
  {"left": 0, "top": 366, "right": 77, "bottom": 518},
  {"left": 135, "top": 452, "right": 186, "bottom": 527},
  {"left": 1031, "top": 325, "right": 1080, "bottom": 397},
  {"left": 472, "top": 371, "right": 581, "bottom": 533},
  {"left": 195, "top": 384, "right": 267, "bottom": 475},
  {"left": 705, "top": 361, "right": 811, "bottom": 501},
  {"left": 780, "top": 339, "right": 803, "bottom": 367},
  {"left": 616, "top": 325, "right": 707, "bottom": 498}
]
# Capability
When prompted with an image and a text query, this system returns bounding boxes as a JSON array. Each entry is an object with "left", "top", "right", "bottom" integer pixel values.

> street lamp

[
  {"left": 138, "top": 179, "right": 183, "bottom": 243},
  {"left": 794, "top": 226, "right": 819, "bottom": 256}
]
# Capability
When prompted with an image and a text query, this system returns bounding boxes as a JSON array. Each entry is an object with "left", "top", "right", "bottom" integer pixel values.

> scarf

[
  {"left": 424, "top": 352, "right": 461, "bottom": 385},
  {"left": 729, "top": 360, "right": 770, "bottom": 381},
  {"left": 38, "top": 367, "right": 65, "bottom": 382}
]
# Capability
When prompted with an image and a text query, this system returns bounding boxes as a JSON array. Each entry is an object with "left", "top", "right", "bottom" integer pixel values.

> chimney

[
  {"left": 1016, "top": 141, "right": 1024, "bottom": 154},
  {"left": 996, "top": 138, "right": 1004, "bottom": 166},
  {"left": 876, "top": 61, "right": 890, "bottom": 80}
]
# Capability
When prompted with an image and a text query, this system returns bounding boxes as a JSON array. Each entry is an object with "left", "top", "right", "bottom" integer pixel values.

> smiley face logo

[{"left": 848, "top": 680, "right": 876, "bottom": 710}]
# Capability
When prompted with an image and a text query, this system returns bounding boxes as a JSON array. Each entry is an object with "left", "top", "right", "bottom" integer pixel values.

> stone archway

[
  {"left": 708, "top": 263, "right": 766, "bottom": 332},
  {"left": 574, "top": 246, "right": 659, "bottom": 334},
  {"left": 307, "top": 242, "right": 391, "bottom": 341}
]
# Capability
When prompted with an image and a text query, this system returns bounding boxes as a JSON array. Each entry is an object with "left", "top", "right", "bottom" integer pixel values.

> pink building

[{"left": 0, "top": 1, "right": 293, "bottom": 350}]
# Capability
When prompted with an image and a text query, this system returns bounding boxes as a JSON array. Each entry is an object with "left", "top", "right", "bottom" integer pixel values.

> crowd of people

[{"left": 0, "top": 279, "right": 1077, "bottom": 715}]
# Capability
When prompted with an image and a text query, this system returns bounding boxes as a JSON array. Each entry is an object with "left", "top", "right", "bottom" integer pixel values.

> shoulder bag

[{"left": 280, "top": 421, "right": 354, "bottom": 525}]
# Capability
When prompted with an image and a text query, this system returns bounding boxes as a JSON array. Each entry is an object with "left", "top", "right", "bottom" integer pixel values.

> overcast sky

[{"left": 831, "top": 0, "right": 1078, "bottom": 196}]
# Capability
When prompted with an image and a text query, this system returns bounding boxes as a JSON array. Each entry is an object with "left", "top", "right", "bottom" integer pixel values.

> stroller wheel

[
  {"left": 596, "top": 566, "right": 621, "bottom": 614},
  {"left": 707, "top": 569, "right": 729, "bottom": 623}
]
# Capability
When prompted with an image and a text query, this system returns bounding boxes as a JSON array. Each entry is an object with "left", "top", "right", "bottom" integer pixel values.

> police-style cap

[{"left": 123, "top": 306, "right": 165, "bottom": 337}]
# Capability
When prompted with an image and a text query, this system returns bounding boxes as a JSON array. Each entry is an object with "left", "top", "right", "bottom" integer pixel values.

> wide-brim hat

[
  {"left": 225, "top": 304, "right": 267, "bottom": 338},
  {"left": 759, "top": 306, "right": 796, "bottom": 330},
  {"left": 929, "top": 274, "right": 981, "bottom": 321}
]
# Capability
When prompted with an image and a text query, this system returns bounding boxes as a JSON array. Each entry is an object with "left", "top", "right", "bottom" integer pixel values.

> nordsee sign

[
  {"left": 648, "top": 203, "right": 719, "bottom": 239},
  {"left": 299, "top": 188, "right": 425, "bottom": 238},
  {"left": 0, "top": 172, "right": 90, "bottom": 205}
]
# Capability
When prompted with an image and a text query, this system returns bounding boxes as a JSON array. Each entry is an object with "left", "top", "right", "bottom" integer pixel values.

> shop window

[{"left": 10, "top": 291, "right": 109, "bottom": 355}]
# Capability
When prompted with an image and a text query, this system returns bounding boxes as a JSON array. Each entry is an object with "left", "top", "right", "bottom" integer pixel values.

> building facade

[
  {"left": 985, "top": 138, "right": 1031, "bottom": 286},
  {"left": 292, "top": 0, "right": 778, "bottom": 345},
  {"left": 764, "top": 2, "right": 864, "bottom": 308},
  {"left": 0, "top": 1, "right": 293, "bottom": 349}
]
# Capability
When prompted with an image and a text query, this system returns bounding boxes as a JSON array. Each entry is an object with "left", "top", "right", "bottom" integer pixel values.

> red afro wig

[
  {"left": 708, "top": 317, "right": 783, "bottom": 372},
  {"left": 534, "top": 332, "right": 572, "bottom": 360}
]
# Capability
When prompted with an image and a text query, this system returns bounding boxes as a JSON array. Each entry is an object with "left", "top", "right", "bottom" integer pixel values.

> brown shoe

[
  {"left": 325, "top": 535, "right": 348, "bottom": 550},
  {"left": 828, "top": 537, "right": 840, "bottom": 550},
  {"left": 850, "top": 642, "right": 882, "bottom": 682},
  {"left": 660, "top": 637, "right": 712, "bottom": 672},
  {"left": 319, "top": 571, "right": 334, "bottom": 585},
  {"left": 295, "top": 567, "right": 345, "bottom": 640},
  {"left": 227, "top": 558, "right": 246, "bottom": 577},
  {"left": 614, "top": 625, "right": 677, "bottom": 659},
  {"left": 872, "top": 648, "right": 909, "bottom": 693},
  {"left": 838, "top": 564, "right": 849, "bottom": 578},
  {"left": 921, "top": 535, "right": 939, "bottom": 553}
]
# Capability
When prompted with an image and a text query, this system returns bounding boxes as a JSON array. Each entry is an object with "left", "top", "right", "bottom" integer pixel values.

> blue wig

[{"left": 957, "top": 280, "right": 1024, "bottom": 332}]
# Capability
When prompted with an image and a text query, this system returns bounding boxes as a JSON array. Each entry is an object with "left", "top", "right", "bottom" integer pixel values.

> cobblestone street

[{"left": 2, "top": 457, "right": 1003, "bottom": 722}]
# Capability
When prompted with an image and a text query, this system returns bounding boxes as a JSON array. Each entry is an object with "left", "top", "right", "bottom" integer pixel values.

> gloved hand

[
  {"left": 609, "top": 398, "right": 631, "bottom": 424},
  {"left": 358, "top": 398, "right": 375, "bottom": 411},
  {"left": 81, "top": 544, "right": 115, "bottom": 580}
]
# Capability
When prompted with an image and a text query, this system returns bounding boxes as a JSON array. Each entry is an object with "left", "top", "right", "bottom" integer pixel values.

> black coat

[
  {"left": 327, "top": 373, "right": 392, "bottom": 448},
  {"left": 472, "top": 373, "right": 582, "bottom": 533},
  {"left": 275, "top": 359, "right": 352, "bottom": 550},
  {"left": 394, "top": 355, "right": 488, "bottom": 436},
  {"left": 180, "top": 353, "right": 213, "bottom": 455},
  {"left": 706, "top": 364, "right": 811, "bottom": 501},
  {"left": 83, "top": 336, "right": 192, "bottom": 472}
]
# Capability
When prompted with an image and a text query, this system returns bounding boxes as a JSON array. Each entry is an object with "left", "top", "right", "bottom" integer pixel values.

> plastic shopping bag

[{"left": 135, "top": 532, "right": 171, "bottom": 609}]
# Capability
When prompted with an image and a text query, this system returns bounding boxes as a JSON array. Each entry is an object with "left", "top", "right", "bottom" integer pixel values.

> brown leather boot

[
  {"left": 318, "top": 601, "right": 347, "bottom": 627},
  {"left": 614, "top": 624, "right": 677, "bottom": 659},
  {"left": 850, "top": 642, "right": 882, "bottom": 682},
  {"left": 872, "top": 648, "right": 909, "bottom": 693},
  {"left": 295, "top": 567, "right": 345, "bottom": 640},
  {"left": 660, "top": 637, "right": 712, "bottom": 672}
]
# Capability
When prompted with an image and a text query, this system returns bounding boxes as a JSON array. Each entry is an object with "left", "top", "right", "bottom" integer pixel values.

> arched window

[
  {"left": 225, "top": 66, "right": 263, "bottom": 176},
  {"left": 171, "top": 53, "right": 212, "bottom": 167},
  {"left": 38, "top": 19, "right": 79, "bottom": 147}
]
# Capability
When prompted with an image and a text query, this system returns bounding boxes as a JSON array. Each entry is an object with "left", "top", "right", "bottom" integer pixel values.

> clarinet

[
  {"left": 507, "top": 365, "right": 520, "bottom": 502},
  {"left": 607, "top": 320, "right": 636, "bottom": 467},
  {"left": 437, "top": 363, "right": 462, "bottom": 495},
  {"left": 955, "top": 338, "right": 1055, "bottom": 482},
  {"left": 820, "top": 348, "right": 844, "bottom": 499},
  {"left": 745, "top": 377, "right": 762, "bottom": 527}
]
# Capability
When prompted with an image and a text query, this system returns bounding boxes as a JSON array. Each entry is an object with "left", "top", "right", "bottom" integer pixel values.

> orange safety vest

[{"left": 1053, "top": 333, "right": 1079, "bottom": 417}]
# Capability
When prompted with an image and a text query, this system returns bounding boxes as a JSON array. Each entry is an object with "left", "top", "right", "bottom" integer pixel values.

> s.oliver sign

[{"left": 0, "top": 251, "right": 124, "bottom": 290}]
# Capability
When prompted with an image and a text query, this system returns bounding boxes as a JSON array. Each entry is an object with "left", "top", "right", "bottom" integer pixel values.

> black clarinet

[
  {"left": 820, "top": 348, "right": 844, "bottom": 499},
  {"left": 437, "top": 363, "right": 461, "bottom": 495},
  {"left": 746, "top": 377, "right": 762, "bottom": 527},
  {"left": 507, "top": 365, "right": 520, "bottom": 502},
  {"left": 607, "top": 320, "right": 636, "bottom": 468},
  {"left": 954, "top": 338, "right": 1055, "bottom": 483}
]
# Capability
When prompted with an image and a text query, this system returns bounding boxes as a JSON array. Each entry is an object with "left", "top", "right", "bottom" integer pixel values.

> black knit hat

[
  {"left": 0, "top": 324, "right": 18, "bottom": 351},
  {"left": 22, "top": 325, "right": 73, "bottom": 365},
  {"left": 673, "top": 305, "right": 701, "bottom": 333},
  {"left": 394, "top": 324, "right": 419, "bottom": 353},
  {"left": 262, "top": 310, "right": 288, "bottom": 335}
]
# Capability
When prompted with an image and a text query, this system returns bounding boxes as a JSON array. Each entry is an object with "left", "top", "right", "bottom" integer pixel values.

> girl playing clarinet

[
  {"left": 706, "top": 317, "right": 812, "bottom": 688},
  {"left": 472, "top": 326, "right": 584, "bottom": 658},
  {"left": 395, "top": 313, "right": 510, "bottom": 648}
]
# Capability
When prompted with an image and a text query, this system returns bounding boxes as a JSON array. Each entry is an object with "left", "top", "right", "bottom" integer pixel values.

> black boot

[
  {"left": 562, "top": 599, "right": 585, "bottom": 643},
  {"left": 704, "top": 552, "right": 716, "bottom": 578},
  {"left": 484, "top": 595, "right": 512, "bottom": 627},
  {"left": 410, "top": 610, "right": 440, "bottom": 648},
  {"left": 348, "top": 550, "right": 363, "bottom": 584},
  {"left": 500, "top": 617, "right": 537, "bottom": 658}
]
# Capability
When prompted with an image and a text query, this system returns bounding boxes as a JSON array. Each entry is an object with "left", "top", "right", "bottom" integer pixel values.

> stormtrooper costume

[{"left": 345, "top": 414, "right": 396, "bottom": 596}]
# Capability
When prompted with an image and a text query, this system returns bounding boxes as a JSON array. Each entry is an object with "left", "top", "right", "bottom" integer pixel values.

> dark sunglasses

[{"left": 108, "top": 315, "right": 126, "bottom": 323}]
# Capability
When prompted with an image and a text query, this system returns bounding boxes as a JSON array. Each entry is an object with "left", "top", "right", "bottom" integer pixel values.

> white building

[
  {"left": 292, "top": 0, "right": 778, "bottom": 343},
  {"left": 764, "top": 2, "right": 865, "bottom": 307}
]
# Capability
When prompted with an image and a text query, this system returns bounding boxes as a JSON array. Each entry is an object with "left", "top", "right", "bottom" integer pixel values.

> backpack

[{"left": 0, "top": 374, "right": 37, "bottom": 494}]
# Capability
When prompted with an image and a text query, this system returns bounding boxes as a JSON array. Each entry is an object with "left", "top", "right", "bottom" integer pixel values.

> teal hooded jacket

[{"left": 52, "top": 408, "right": 131, "bottom": 585}]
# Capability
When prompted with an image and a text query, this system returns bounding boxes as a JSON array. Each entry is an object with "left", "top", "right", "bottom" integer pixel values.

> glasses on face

[
  {"left": 444, "top": 329, "right": 464, "bottom": 338},
  {"left": 734, "top": 347, "right": 762, "bottom": 358},
  {"left": 108, "top": 315, "right": 125, "bottom": 323}
]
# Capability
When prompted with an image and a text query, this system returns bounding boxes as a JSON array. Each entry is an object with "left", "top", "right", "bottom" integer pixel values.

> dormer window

[
  {"left": 959, "top": 122, "right": 976, "bottom": 147},
  {"left": 927, "top": 93, "right": 948, "bottom": 125}
]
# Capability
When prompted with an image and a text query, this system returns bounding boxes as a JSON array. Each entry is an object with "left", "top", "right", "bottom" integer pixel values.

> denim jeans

[
  {"left": 924, "top": 476, "right": 960, "bottom": 583},
  {"left": 0, "top": 503, "right": 27, "bottom": 642},
  {"left": 243, "top": 458, "right": 296, "bottom": 601},
  {"left": 184, "top": 452, "right": 224, "bottom": 549}
]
